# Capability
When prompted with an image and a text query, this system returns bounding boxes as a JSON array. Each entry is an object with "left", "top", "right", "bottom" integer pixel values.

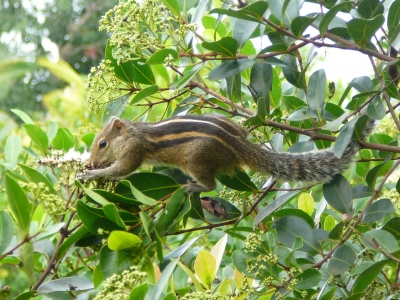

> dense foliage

[{"left": 1, "top": 0, "right": 400, "bottom": 299}]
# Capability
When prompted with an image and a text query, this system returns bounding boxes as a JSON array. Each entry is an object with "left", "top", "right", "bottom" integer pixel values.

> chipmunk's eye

[{"left": 99, "top": 140, "right": 107, "bottom": 148}]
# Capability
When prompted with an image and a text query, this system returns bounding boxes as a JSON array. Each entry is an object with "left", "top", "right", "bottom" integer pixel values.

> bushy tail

[{"left": 250, "top": 118, "right": 375, "bottom": 183}]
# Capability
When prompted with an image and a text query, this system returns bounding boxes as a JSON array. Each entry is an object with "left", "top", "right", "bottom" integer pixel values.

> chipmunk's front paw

[{"left": 76, "top": 170, "right": 96, "bottom": 181}]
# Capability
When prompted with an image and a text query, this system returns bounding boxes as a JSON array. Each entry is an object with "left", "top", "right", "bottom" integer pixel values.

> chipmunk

[{"left": 77, "top": 115, "right": 375, "bottom": 193}]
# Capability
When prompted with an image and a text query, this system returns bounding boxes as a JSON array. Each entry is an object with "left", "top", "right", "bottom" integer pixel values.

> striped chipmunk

[{"left": 78, "top": 115, "right": 375, "bottom": 193}]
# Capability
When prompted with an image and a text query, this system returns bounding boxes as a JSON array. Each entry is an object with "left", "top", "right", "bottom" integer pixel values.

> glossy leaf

[
  {"left": 381, "top": 217, "right": 400, "bottom": 240},
  {"left": 323, "top": 174, "right": 353, "bottom": 214},
  {"left": 273, "top": 208, "right": 314, "bottom": 228},
  {"left": 20, "top": 242, "right": 34, "bottom": 284},
  {"left": 282, "top": 55, "right": 305, "bottom": 89},
  {"left": 194, "top": 250, "right": 216, "bottom": 288},
  {"left": 210, "top": 1, "right": 269, "bottom": 22},
  {"left": 298, "top": 193, "right": 314, "bottom": 216},
  {"left": 352, "top": 260, "right": 388, "bottom": 294},
  {"left": 103, "top": 203, "right": 127, "bottom": 229},
  {"left": 366, "top": 162, "right": 389, "bottom": 189},
  {"left": 130, "top": 85, "right": 159, "bottom": 105},
  {"left": 57, "top": 226, "right": 91, "bottom": 259},
  {"left": 202, "top": 37, "right": 238, "bottom": 57},
  {"left": 147, "top": 49, "right": 179, "bottom": 64},
  {"left": 0, "top": 211, "right": 14, "bottom": 254},
  {"left": 218, "top": 169, "right": 258, "bottom": 192},
  {"left": 172, "top": 63, "right": 204, "bottom": 90},
  {"left": 209, "top": 59, "right": 256, "bottom": 81},
  {"left": 291, "top": 14, "right": 319, "bottom": 38},
  {"left": 333, "top": 117, "right": 357, "bottom": 158},
  {"left": 324, "top": 215, "right": 337, "bottom": 232},
  {"left": 5, "top": 174, "right": 31, "bottom": 233},
  {"left": 129, "top": 283, "right": 149, "bottom": 300},
  {"left": 4, "top": 135, "right": 21, "bottom": 170},
  {"left": 254, "top": 191, "right": 299, "bottom": 229},
  {"left": 361, "top": 229, "right": 398, "bottom": 253},
  {"left": 233, "top": 19, "right": 259, "bottom": 50},
  {"left": 37, "top": 277, "right": 93, "bottom": 293},
  {"left": 319, "top": 1, "right": 353, "bottom": 37},
  {"left": 160, "top": 0, "right": 180, "bottom": 17},
  {"left": 10, "top": 108, "right": 34, "bottom": 124},
  {"left": 387, "top": 0, "right": 400, "bottom": 47},
  {"left": 126, "top": 172, "right": 180, "bottom": 200},
  {"left": 267, "top": 0, "right": 299, "bottom": 28},
  {"left": 295, "top": 269, "right": 321, "bottom": 289},
  {"left": 162, "top": 237, "right": 201, "bottom": 269},
  {"left": 347, "top": 15, "right": 385, "bottom": 48},
  {"left": 362, "top": 198, "right": 394, "bottom": 223},
  {"left": 272, "top": 215, "right": 320, "bottom": 253},
  {"left": 307, "top": 69, "right": 326, "bottom": 120},
  {"left": 19, "top": 164, "right": 57, "bottom": 194},
  {"left": 155, "top": 189, "right": 187, "bottom": 237},
  {"left": 23, "top": 124, "right": 48, "bottom": 154},
  {"left": 367, "top": 95, "right": 385, "bottom": 120},
  {"left": 108, "top": 231, "right": 142, "bottom": 250},
  {"left": 328, "top": 245, "right": 356, "bottom": 275},
  {"left": 103, "top": 94, "right": 131, "bottom": 123},
  {"left": 150, "top": 259, "right": 179, "bottom": 300},
  {"left": 249, "top": 63, "right": 272, "bottom": 110},
  {"left": 358, "top": 0, "right": 383, "bottom": 18}
]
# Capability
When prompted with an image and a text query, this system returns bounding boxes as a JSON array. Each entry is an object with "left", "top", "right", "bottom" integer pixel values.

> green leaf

[
  {"left": 147, "top": 49, "right": 179, "bottom": 64},
  {"left": 387, "top": 0, "right": 400, "bottom": 47},
  {"left": 217, "top": 169, "right": 258, "bottom": 192},
  {"left": 37, "top": 277, "right": 93, "bottom": 293},
  {"left": 24, "top": 124, "right": 49, "bottom": 154},
  {"left": 129, "top": 283, "right": 149, "bottom": 300},
  {"left": 249, "top": 62, "right": 272, "bottom": 110},
  {"left": 324, "top": 215, "right": 337, "bottom": 232},
  {"left": 76, "top": 181, "right": 110, "bottom": 206},
  {"left": 103, "top": 94, "right": 131, "bottom": 123},
  {"left": 233, "top": 19, "right": 259, "bottom": 50},
  {"left": 202, "top": 37, "right": 238, "bottom": 57},
  {"left": 52, "top": 128, "right": 75, "bottom": 151},
  {"left": 334, "top": 117, "right": 357, "bottom": 158},
  {"left": 162, "top": 237, "right": 201, "bottom": 269},
  {"left": 232, "top": 249, "right": 259, "bottom": 276},
  {"left": 361, "top": 229, "right": 398, "bottom": 253},
  {"left": 381, "top": 217, "right": 400, "bottom": 240},
  {"left": 328, "top": 245, "right": 356, "bottom": 275},
  {"left": 0, "top": 211, "right": 14, "bottom": 254},
  {"left": 367, "top": 95, "right": 385, "bottom": 120},
  {"left": 93, "top": 189, "right": 141, "bottom": 211},
  {"left": 267, "top": 0, "right": 298, "bottom": 28},
  {"left": 5, "top": 174, "right": 31, "bottom": 233},
  {"left": 328, "top": 221, "right": 345, "bottom": 240},
  {"left": 347, "top": 15, "right": 385, "bottom": 48},
  {"left": 20, "top": 242, "right": 34, "bottom": 284},
  {"left": 291, "top": 14, "right": 319, "bottom": 38},
  {"left": 150, "top": 259, "right": 179, "bottom": 300},
  {"left": 126, "top": 172, "right": 180, "bottom": 200},
  {"left": 366, "top": 161, "right": 389, "bottom": 189},
  {"left": 93, "top": 245, "right": 132, "bottom": 287},
  {"left": 76, "top": 200, "right": 125, "bottom": 235},
  {"left": 362, "top": 198, "right": 394, "bottom": 223},
  {"left": 155, "top": 189, "right": 187, "bottom": 237},
  {"left": 130, "top": 85, "right": 159, "bottom": 105},
  {"left": 160, "top": 0, "right": 180, "bottom": 17},
  {"left": 209, "top": 59, "right": 256, "bottom": 81},
  {"left": 210, "top": 1, "right": 269, "bottom": 22},
  {"left": 0, "top": 60, "right": 38, "bottom": 82},
  {"left": 194, "top": 250, "right": 217, "bottom": 288},
  {"left": 272, "top": 215, "right": 320, "bottom": 253},
  {"left": 172, "top": 63, "right": 204, "bottom": 90},
  {"left": 349, "top": 76, "right": 373, "bottom": 92},
  {"left": 358, "top": 0, "right": 384, "bottom": 18},
  {"left": 108, "top": 231, "right": 142, "bottom": 250},
  {"left": 57, "top": 226, "right": 90, "bottom": 259},
  {"left": 15, "top": 291, "right": 37, "bottom": 300},
  {"left": 295, "top": 269, "right": 321, "bottom": 289},
  {"left": 282, "top": 96, "right": 307, "bottom": 111},
  {"left": 103, "top": 203, "right": 127, "bottom": 229},
  {"left": 319, "top": 1, "right": 353, "bottom": 37},
  {"left": 298, "top": 193, "right": 314, "bottom": 216},
  {"left": 323, "top": 174, "right": 353, "bottom": 214},
  {"left": 282, "top": 55, "right": 305, "bottom": 89},
  {"left": 10, "top": 109, "right": 33, "bottom": 124},
  {"left": 273, "top": 208, "right": 314, "bottom": 228},
  {"left": 131, "top": 58, "right": 156, "bottom": 85},
  {"left": 19, "top": 164, "right": 56, "bottom": 195},
  {"left": 307, "top": 69, "right": 326, "bottom": 120},
  {"left": 4, "top": 135, "right": 21, "bottom": 170},
  {"left": 105, "top": 42, "right": 135, "bottom": 85},
  {"left": 352, "top": 260, "right": 388, "bottom": 294},
  {"left": 254, "top": 191, "right": 299, "bottom": 229}
]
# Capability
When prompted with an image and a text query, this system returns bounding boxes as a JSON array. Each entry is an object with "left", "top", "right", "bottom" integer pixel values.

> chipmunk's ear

[{"left": 110, "top": 117, "right": 126, "bottom": 135}]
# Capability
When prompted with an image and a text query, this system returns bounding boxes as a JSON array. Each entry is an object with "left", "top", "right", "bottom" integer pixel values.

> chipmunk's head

[{"left": 85, "top": 116, "right": 127, "bottom": 170}]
